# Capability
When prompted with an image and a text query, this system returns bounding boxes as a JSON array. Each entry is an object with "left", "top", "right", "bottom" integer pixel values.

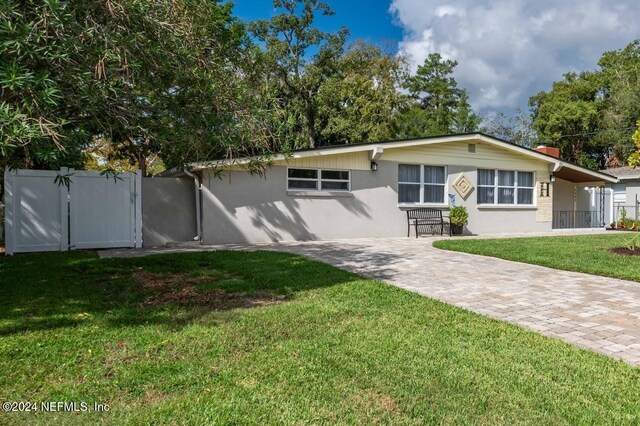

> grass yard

[
  {"left": 434, "top": 233, "right": 640, "bottom": 283},
  {"left": 1, "top": 250, "right": 640, "bottom": 424}
]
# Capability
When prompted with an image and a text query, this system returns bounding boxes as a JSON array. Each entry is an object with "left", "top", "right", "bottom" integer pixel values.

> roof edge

[{"left": 188, "top": 132, "right": 618, "bottom": 183}]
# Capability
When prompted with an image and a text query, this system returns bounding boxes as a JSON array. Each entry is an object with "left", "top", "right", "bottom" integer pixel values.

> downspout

[{"left": 183, "top": 169, "right": 202, "bottom": 244}]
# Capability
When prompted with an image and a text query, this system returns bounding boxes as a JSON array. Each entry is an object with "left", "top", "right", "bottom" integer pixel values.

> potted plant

[
  {"left": 448, "top": 206, "right": 468, "bottom": 236},
  {"left": 619, "top": 208, "right": 627, "bottom": 229}
]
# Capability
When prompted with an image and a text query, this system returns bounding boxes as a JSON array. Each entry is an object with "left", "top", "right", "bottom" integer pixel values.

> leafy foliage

[
  {"left": 530, "top": 40, "right": 640, "bottom": 168},
  {"left": 629, "top": 121, "right": 640, "bottom": 168},
  {"left": 448, "top": 206, "right": 469, "bottom": 226},
  {"left": 395, "top": 54, "right": 479, "bottom": 138},
  {"left": 251, "top": 3, "right": 478, "bottom": 149},
  {"left": 250, "top": 0, "right": 349, "bottom": 149},
  {"left": 481, "top": 109, "right": 537, "bottom": 147},
  {"left": 598, "top": 41, "right": 640, "bottom": 166},
  {"left": 0, "top": 0, "right": 485, "bottom": 174},
  {"left": 316, "top": 41, "right": 409, "bottom": 145},
  {"left": 83, "top": 137, "right": 165, "bottom": 176},
  {"left": 529, "top": 72, "right": 603, "bottom": 168},
  {"left": 0, "top": 0, "right": 268, "bottom": 175}
]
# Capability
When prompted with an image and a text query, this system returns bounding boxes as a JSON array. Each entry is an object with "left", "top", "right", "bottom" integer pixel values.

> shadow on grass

[{"left": 0, "top": 249, "right": 364, "bottom": 336}]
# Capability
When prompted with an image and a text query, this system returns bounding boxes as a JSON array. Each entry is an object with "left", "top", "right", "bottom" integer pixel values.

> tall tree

[
  {"left": 481, "top": 108, "right": 537, "bottom": 147},
  {"left": 316, "top": 41, "right": 408, "bottom": 145},
  {"left": 530, "top": 40, "right": 640, "bottom": 168},
  {"left": 0, "top": 0, "right": 265, "bottom": 175},
  {"left": 250, "top": 0, "right": 348, "bottom": 149},
  {"left": 597, "top": 41, "right": 640, "bottom": 167},
  {"left": 395, "top": 53, "right": 478, "bottom": 138},
  {"left": 406, "top": 53, "right": 459, "bottom": 133},
  {"left": 452, "top": 90, "right": 481, "bottom": 134},
  {"left": 529, "top": 71, "right": 603, "bottom": 168}
]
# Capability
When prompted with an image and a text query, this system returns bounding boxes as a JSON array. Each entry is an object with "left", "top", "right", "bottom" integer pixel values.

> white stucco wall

[
  {"left": 201, "top": 164, "right": 406, "bottom": 244},
  {"left": 553, "top": 178, "right": 575, "bottom": 212},
  {"left": 445, "top": 165, "right": 551, "bottom": 235},
  {"left": 200, "top": 158, "right": 553, "bottom": 245},
  {"left": 609, "top": 180, "right": 640, "bottom": 221},
  {"left": 626, "top": 181, "right": 640, "bottom": 205}
]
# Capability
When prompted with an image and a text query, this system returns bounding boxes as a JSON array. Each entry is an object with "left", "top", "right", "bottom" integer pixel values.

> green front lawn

[
  {"left": 434, "top": 233, "right": 640, "bottom": 282},
  {"left": 1, "top": 250, "right": 639, "bottom": 424}
]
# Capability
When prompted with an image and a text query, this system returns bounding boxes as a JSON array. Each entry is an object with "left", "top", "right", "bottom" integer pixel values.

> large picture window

[
  {"left": 398, "top": 164, "right": 446, "bottom": 204},
  {"left": 287, "top": 168, "right": 350, "bottom": 192},
  {"left": 478, "top": 169, "right": 534, "bottom": 205}
]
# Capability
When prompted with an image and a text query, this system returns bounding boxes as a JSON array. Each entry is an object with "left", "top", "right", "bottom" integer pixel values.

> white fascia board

[
  {"left": 189, "top": 135, "right": 476, "bottom": 170},
  {"left": 188, "top": 133, "right": 618, "bottom": 183}
]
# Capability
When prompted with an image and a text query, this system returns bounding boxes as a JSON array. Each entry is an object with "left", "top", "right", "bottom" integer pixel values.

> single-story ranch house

[{"left": 162, "top": 133, "right": 616, "bottom": 245}]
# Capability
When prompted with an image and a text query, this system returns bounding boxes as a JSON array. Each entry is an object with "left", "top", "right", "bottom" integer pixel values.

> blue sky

[
  {"left": 232, "top": 0, "right": 403, "bottom": 50},
  {"left": 231, "top": 1, "right": 640, "bottom": 117}
]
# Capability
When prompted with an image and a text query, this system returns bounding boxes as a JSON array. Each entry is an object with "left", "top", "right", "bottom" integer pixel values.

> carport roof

[{"left": 600, "top": 166, "right": 640, "bottom": 181}]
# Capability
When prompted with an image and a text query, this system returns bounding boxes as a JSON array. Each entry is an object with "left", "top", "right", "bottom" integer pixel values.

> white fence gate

[{"left": 4, "top": 168, "right": 142, "bottom": 255}]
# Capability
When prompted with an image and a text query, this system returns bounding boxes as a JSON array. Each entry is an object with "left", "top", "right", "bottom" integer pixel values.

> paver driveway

[{"left": 102, "top": 237, "right": 640, "bottom": 365}]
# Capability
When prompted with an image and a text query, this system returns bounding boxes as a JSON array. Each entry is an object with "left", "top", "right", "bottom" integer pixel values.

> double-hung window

[
  {"left": 287, "top": 168, "right": 350, "bottom": 191},
  {"left": 478, "top": 169, "right": 534, "bottom": 205},
  {"left": 398, "top": 164, "right": 446, "bottom": 204},
  {"left": 516, "top": 172, "right": 534, "bottom": 204}
]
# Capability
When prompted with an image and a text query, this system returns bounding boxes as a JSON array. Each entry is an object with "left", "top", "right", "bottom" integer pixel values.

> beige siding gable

[
  {"left": 274, "top": 151, "right": 371, "bottom": 170},
  {"left": 380, "top": 141, "right": 552, "bottom": 171}
]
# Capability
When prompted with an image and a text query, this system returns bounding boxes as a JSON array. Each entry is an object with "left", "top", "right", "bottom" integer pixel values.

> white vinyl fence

[{"left": 4, "top": 168, "right": 142, "bottom": 255}]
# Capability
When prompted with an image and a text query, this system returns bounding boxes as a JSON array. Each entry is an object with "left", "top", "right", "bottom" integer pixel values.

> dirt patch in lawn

[
  {"left": 132, "top": 270, "right": 285, "bottom": 309},
  {"left": 352, "top": 391, "right": 399, "bottom": 414},
  {"left": 609, "top": 247, "right": 640, "bottom": 256}
]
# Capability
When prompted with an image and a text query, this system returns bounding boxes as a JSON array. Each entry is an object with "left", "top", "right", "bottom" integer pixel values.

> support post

[
  {"left": 599, "top": 186, "right": 605, "bottom": 227},
  {"left": 4, "top": 168, "right": 14, "bottom": 255},
  {"left": 60, "top": 167, "right": 69, "bottom": 251},
  {"left": 573, "top": 185, "right": 577, "bottom": 229},
  {"left": 134, "top": 170, "right": 143, "bottom": 248},
  {"left": 183, "top": 169, "right": 202, "bottom": 243}
]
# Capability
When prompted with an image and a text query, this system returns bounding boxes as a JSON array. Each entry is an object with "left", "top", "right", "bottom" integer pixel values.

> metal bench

[{"left": 406, "top": 208, "right": 451, "bottom": 238}]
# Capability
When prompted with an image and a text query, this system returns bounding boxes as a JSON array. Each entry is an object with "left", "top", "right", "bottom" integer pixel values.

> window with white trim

[
  {"left": 398, "top": 164, "right": 446, "bottom": 204},
  {"left": 287, "top": 168, "right": 350, "bottom": 191},
  {"left": 477, "top": 169, "right": 534, "bottom": 205}
]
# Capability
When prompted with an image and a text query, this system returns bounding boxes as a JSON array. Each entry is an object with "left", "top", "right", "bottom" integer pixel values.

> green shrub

[{"left": 449, "top": 206, "right": 469, "bottom": 226}]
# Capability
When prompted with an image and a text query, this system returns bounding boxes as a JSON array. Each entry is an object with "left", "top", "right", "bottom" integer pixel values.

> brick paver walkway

[{"left": 102, "top": 237, "right": 640, "bottom": 365}]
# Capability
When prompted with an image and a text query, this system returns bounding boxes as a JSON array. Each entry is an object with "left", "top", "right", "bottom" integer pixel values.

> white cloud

[{"left": 390, "top": 0, "right": 640, "bottom": 114}]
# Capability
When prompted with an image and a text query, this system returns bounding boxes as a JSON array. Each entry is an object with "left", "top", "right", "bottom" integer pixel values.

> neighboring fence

[
  {"left": 612, "top": 196, "right": 640, "bottom": 224},
  {"left": 4, "top": 168, "right": 142, "bottom": 255},
  {"left": 142, "top": 177, "right": 198, "bottom": 247},
  {"left": 552, "top": 210, "right": 603, "bottom": 229}
]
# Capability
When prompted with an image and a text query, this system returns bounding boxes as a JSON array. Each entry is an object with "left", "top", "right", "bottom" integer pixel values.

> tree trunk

[
  {"left": 304, "top": 103, "right": 317, "bottom": 149},
  {"left": 138, "top": 153, "right": 147, "bottom": 177}
]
